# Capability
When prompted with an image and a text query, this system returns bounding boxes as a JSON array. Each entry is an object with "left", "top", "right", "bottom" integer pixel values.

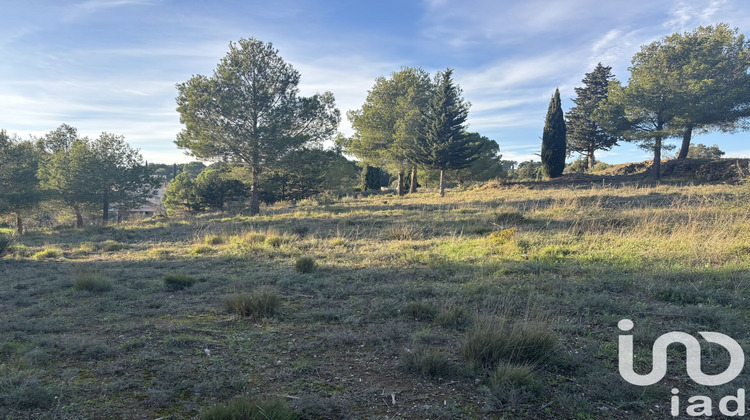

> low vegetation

[{"left": 2, "top": 179, "right": 750, "bottom": 418}]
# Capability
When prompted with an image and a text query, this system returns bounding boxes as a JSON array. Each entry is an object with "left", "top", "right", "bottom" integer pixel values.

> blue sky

[{"left": 1, "top": 0, "right": 749, "bottom": 164}]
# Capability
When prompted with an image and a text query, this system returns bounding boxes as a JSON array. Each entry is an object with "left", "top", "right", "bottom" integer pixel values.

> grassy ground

[{"left": 2, "top": 179, "right": 750, "bottom": 419}]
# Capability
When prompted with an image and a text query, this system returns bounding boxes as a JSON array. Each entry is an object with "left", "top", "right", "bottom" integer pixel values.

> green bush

[
  {"left": 73, "top": 274, "right": 114, "bottom": 293},
  {"left": 201, "top": 396, "right": 298, "bottom": 420},
  {"left": 226, "top": 291, "right": 282, "bottom": 319},
  {"left": 164, "top": 274, "right": 199, "bottom": 291},
  {"left": 294, "top": 256, "right": 316, "bottom": 274}
]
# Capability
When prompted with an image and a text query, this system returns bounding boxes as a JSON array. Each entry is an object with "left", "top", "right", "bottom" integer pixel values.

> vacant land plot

[{"left": 2, "top": 180, "right": 750, "bottom": 419}]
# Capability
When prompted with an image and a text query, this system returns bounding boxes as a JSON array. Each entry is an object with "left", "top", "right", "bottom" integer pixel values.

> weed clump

[
  {"left": 204, "top": 235, "right": 225, "bottom": 245},
  {"left": 401, "top": 346, "right": 451, "bottom": 377},
  {"left": 226, "top": 291, "right": 282, "bottom": 319},
  {"left": 73, "top": 274, "right": 114, "bottom": 292},
  {"left": 403, "top": 301, "right": 438, "bottom": 321},
  {"left": 192, "top": 245, "right": 216, "bottom": 255},
  {"left": 436, "top": 304, "right": 471, "bottom": 329},
  {"left": 201, "top": 396, "right": 298, "bottom": 420},
  {"left": 100, "top": 240, "right": 128, "bottom": 252},
  {"left": 32, "top": 248, "right": 63, "bottom": 260},
  {"left": 488, "top": 361, "right": 537, "bottom": 390},
  {"left": 164, "top": 274, "right": 198, "bottom": 291},
  {"left": 459, "top": 315, "right": 558, "bottom": 368},
  {"left": 489, "top": 228, "right": 517, "bottom": 244},
  {"left": 383, "top": 224, "right": 424, "bottom": 241},
  {"left": 265, "top": 236, "right": 285, "bottom": 247},
  {"left": 294, "top": 256, "right": 316, "bottom": 273}
]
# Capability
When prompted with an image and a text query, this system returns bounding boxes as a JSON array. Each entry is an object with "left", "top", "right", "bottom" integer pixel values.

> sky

[{"left": 1, "top": 0, "right": 749, "bottom": 164}]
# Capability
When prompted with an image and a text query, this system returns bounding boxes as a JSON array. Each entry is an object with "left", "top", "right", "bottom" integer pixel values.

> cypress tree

[
  {"left": 565, "top": 63, "right": 618, "bottom": 169},
  {"left": 541, "top": 88, "right": 567, "bottom": 178},
  {"left": 360, "top": 165, "right": 381, "bottom": 191}
]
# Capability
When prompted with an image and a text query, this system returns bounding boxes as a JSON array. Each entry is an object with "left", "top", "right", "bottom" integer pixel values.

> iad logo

[
  {"left": 618, "top": 319, "right": 744, "bottom": 386},
  {"left": 618, "top": 319, "right": 747, "bottom": 417}
]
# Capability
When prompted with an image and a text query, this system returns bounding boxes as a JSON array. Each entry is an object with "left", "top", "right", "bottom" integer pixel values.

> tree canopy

[
  {"left": 0, "top": 130, "right": 43, "bottom": 234},
  {"left": 175, "top": 38, "right": 340, "bottom": 215},
  {"left": 344, "top": 67, "right": 432, "bottom": 195}
]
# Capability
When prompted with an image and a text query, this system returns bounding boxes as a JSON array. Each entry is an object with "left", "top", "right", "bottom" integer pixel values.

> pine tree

[
  {"left": 411, "top": 69, "right": 479, "bottom": 197},
  {"left": 541, "top": 88, "right": 566, "bottom": 178},
  {"left": 566, "top": 63, "right": 618, "bottom": 169}
]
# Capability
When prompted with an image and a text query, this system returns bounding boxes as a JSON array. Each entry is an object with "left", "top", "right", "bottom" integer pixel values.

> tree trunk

[
  {"left": 409, "top": 165, "right": 418, "bottom": 193},
  {"left": 102, "top": 197, "right": 109, "bottom": 225},
  {"left": 396, "top": 170, "right": 405, "bottom": 196},
  {"left": 587, "top": 149, "right": 595, "bottom": 170},
  {"left": 75, "top": 211, "right": 84, "bottom": 229},
  {"left": 653, "top": 134, "right": 662, "bottom": 182},
  {"left": 249, "top": 166, "right": 260, "bottom": 216},
  {"left": 15, "top": 212, "right": 23, "bottom": 235},
  {"left": 439, "top": 169, "right": 445, "bottom": 197},
  {"left": 677, "top": 124, "right": 693, "bottom": 160}
]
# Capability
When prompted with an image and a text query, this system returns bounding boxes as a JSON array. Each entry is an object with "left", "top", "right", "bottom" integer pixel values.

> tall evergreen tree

[
  {"left": 0, "top": 130, "right": 43, "bottom": 234},
  {"left": 566, "top": 64, "right": 618, "bottom": 169},
  {"left": 411, "top": 69, "right": 479, "bottom": 197},
  {"left": 541, "top": 88, "right": 567, "bottom": 178}
]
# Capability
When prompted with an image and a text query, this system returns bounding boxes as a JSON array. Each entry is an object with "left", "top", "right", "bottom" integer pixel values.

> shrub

[
  {"left": 401, "top": 346, "right": 451, "bottom": 377},
  {"left": 459, "top": 316, "right": 558, "bottom": 368},
  {"left": 488, "top": 362, "right": 537, "bottom": 390},
  {"left": 148, "top": 248, "right": 172, "bottom": 259},
  {"left": 73, "top": 274, "right": 114, "bottom": 292},
  {"left": 590, "top": 161, "right": 611, "bottom": 172},
  {"left": 403, "top": 301, "right": 437, "bottom": 322},
  {"left": 204, "top": 235, "right": 225, "bottom": 245},
  {"left": 294, "top": 256, "right": 316, "bottom": 274},
  {"left": 100, "top": 240, "right": 129, "bottom": 252},
  {"left": 32, "top": 248, "right": 63, "bottom": 260},
  {"left": 201, "top": 396, "right": 299, "bottom": 420},
  {"left": 192, "top": 245, "right": 216, "bottom": 255},
  {"left": 11, "top": 244, "right": 31, "bottom": 258},
  {"left": 436, "top": 304, "right": 471, "bottom": 330},
  {"left": 0, "top": 234, "right": 13, "bottom": 257},
  {"left": 75, "top": 242, "right": 97, "bottom": 254},
  {"left": 226, "top": 291, "right": 282, "bottom": 319},
  {"left": 265, "top": 236, "right": 284, "bottom": 248},
  {"left": 164, "top": 274, "right": 198, "bottom": 291},
  {"left": 242, "top": 232, "right": 267, "bottom": 244},
  {"left": 489, "top": 228, "right": 517, "bottom": 244}
]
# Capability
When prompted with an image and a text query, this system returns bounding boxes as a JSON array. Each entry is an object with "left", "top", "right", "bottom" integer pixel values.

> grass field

[{"left": 2, "top": 179, "right": 750, "bottom": 419}]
